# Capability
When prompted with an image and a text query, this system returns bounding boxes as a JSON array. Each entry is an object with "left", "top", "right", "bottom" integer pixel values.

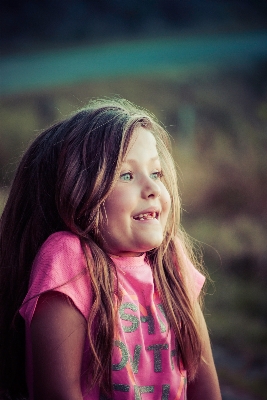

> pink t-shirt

[{"left": 20, "top": 231, "right": 205, "bottom": 400}]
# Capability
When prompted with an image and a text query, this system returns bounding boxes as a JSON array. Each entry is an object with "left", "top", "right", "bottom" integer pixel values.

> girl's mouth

[{"left": 133, "top": 212, "right": 159, "bottom": 221}]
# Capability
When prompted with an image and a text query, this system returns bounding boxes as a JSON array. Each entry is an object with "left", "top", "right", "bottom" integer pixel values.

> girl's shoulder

[
  {"left": 34, "top": 231, "right": 88, "bottom": 267},
  {"left": 32, "top": 230, "right": 88, "bottom": 283},
  {"left": 20, "top": 231, "right": 92, "bottom": 323},
  {"left": 39, "top": 230, "right": 84, "bottom": 256}
]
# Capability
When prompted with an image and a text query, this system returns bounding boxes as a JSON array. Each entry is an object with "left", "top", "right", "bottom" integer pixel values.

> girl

[{"left": 0, "top": 98, "right": 221, "bottom": 400}]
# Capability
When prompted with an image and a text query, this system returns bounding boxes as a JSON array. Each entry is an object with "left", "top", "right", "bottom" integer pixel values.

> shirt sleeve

[
  {"left": 19, "top": 231, "right": 92, "bottom": 324},
  {"left": 185, "top": 258, "right": 205, "bottom": 299},
  {"left": 174, "top": 237, "right": 205, "bottom": 299}
]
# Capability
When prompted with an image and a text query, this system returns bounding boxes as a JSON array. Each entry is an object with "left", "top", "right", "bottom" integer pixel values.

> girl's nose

[{"left": 141, "top": 177, "right": 161, "bottom": 199}]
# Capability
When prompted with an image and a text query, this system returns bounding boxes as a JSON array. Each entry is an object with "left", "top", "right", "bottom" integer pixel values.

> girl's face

[{"left": 101, "top": 127, "right": 171, "bottom": 257}]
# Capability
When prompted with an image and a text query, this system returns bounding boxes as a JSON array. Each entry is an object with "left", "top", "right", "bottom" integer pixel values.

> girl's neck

[{"left": 109, "top": 252, "right": 145, "bottom": 259}]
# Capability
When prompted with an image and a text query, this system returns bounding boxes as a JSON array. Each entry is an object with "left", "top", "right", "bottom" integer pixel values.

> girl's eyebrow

[{"left": 124, "top": 155, "right": 160, "bottom": 164}]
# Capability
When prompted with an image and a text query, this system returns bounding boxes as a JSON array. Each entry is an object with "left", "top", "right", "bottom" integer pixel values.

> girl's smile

[
  {"left": 100, "top": 127, "right": 171, "bottom": 257},
  {"left": 132, "top": 209, "right": 159, "bottom": 221}
]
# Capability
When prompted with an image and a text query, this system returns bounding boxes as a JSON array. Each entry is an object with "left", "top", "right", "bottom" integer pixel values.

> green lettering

[{"left": 119, "top": 302, "right": 139, "bottom": 333}]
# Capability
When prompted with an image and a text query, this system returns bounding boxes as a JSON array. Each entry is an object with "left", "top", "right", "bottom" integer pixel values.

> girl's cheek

[{"left": 161, "top": 185, "right": 171, "bottom": 212}]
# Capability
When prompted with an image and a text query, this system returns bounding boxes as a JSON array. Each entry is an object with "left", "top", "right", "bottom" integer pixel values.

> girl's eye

[
  {"left": 120, "top": 172, "right": 133, "bottom": 181},
  {"left": 150, "top": 171, "right": 163, "bottom": 180}
]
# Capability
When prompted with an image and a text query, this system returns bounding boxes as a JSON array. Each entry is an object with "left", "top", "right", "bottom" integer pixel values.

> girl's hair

[{"left": 0, "top": 98, "right": 203, "bottom": 398}]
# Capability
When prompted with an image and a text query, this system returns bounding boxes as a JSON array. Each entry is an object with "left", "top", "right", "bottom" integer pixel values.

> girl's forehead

[
  {"left": 125, "top": 127, "right": 157, "bottom": 157},
  {"left": 123, "top": 133, "right": 158, "bottom": 167}
]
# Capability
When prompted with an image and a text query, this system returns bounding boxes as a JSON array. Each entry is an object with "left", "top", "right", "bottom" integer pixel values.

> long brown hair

[{"left": 0, "top": 98, "right": 203, "bottom": 398}]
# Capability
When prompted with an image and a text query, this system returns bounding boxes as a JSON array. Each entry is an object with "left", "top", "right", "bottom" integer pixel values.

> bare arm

[
  {"left": 187, "top": 304, "right": 222, "bottom": 400},
  {"left": 30, "top": 291, "right": 87, "bottom": 400}
]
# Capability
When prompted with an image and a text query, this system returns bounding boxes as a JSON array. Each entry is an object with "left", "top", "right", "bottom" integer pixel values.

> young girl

[{"left": 0, "top": 98, "right": 221, "bottom": 400}]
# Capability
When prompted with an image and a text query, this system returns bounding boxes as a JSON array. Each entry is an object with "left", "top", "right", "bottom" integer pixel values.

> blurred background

[{"left": 1, "top": 1, "right": 267, "bottom": 399}]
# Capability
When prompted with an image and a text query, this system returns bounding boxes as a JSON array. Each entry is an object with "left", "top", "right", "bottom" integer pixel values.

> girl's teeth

[{"left": 134, "top": 212, "right": 157, "bottom": 220}]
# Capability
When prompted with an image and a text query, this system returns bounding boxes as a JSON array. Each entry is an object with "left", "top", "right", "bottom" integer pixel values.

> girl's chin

[
  {"left": 134, "top": 239, "right": 164, "bottom": 253},
  {"left": 103, "top": 233, "right": 164, "bottom": 257}
]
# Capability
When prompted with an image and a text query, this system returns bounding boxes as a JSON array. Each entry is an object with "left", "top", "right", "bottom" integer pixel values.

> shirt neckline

[{"left": 110, "top": 253, "right": 147, "bottom": 268}]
